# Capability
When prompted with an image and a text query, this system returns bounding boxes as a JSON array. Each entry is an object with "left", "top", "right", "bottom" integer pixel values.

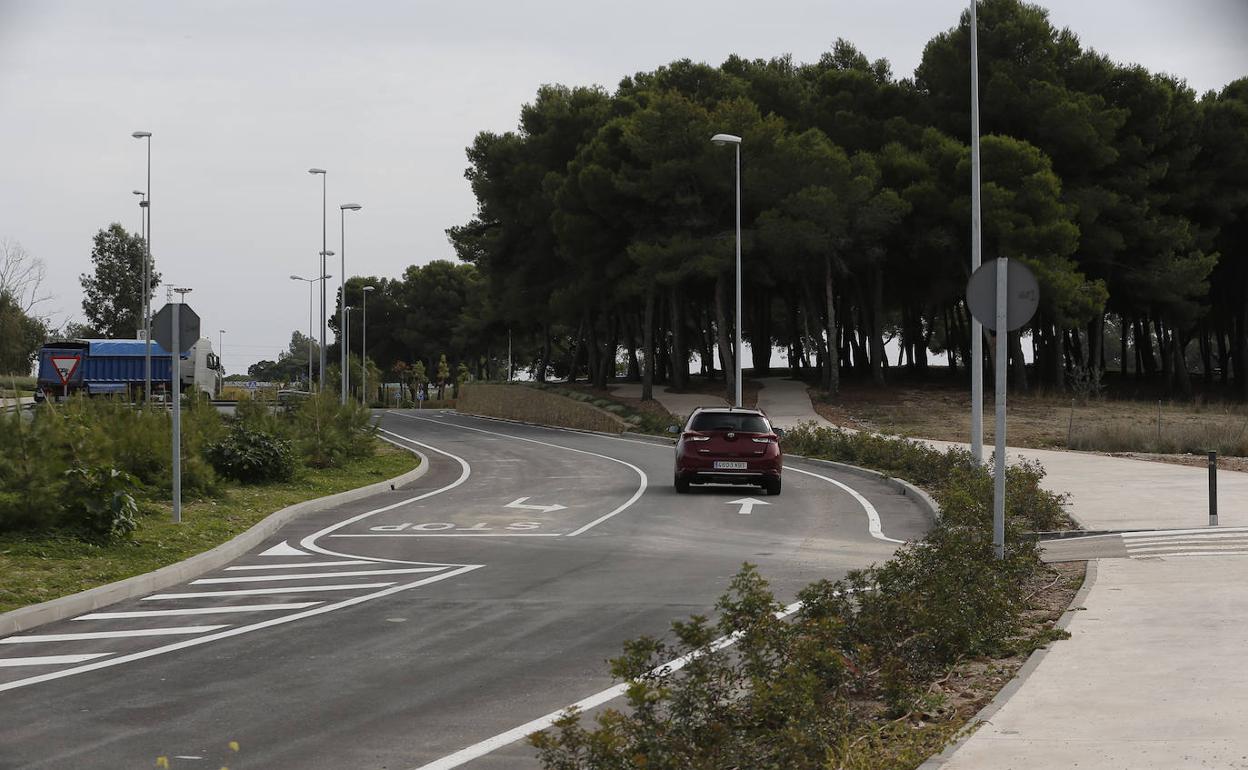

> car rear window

[{"left": 689, "top": 413, "right": 771, "bottom": 433}]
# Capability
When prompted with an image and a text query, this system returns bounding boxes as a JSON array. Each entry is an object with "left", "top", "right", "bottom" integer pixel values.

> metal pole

[
  {"left": 344, "top": 308, "right": 350, "bottom": 399},
  {"left": 362, "top": 290, "right": 368, "bottom": 405},
  {"left": 734, "top": 141, "right": 742, "bottom": 409},
  {"left": 170, "top": 298, "right": 182, "bottom": 524},
  {"left": 508, "top": 328, "right": 512, "bottom": 382},
  {"left": 143, "top": 138, "right": 152, "bottom": 403},
  {"left": 1209, "top": 451, "right": 1219, "bottom": 526},
  {"left": 993, "top": 257, "right": 1008, "bottom": 560},
  {"left": 340, "top": 208, "right": 347, "bottom": 404},
  {"left": 319, "top": 174, "right": 327, "bottom": 390},
  {"left": 308, "top": 279, "right": 314, "bottom": 389},
  {"left": 970, "top": 0, "right": 985, "bottom": 463}
]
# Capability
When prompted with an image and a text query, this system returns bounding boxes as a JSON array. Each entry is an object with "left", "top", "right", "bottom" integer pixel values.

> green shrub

[
  {"left": 60, "top": 466, "right": 139, "bottom": 542},
  {"left": 207, "top": 425, "right": 295, "bottom": 483},
  {"left": 291, "top": 390, "right": 376, "bottom": 468}
]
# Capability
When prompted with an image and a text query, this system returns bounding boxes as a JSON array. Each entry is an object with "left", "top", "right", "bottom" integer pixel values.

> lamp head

[
  {"left": 320, "top": 250, "right": 335, "bottom": 257},
  {"left": 132, "top": 190, "right": 145, "bottom": 196},
  {"left": 710, "top": 133, "right": 742, "bottom": 145},
  {"left": 340, "top": 203, "right": 362, "bottom": 211},
  {"left": 308, "top": 168, "right": 326, "bottom": 175},
  {"left": 132, "top": 131, "right": 151, "bottom": 139},
  {"left": 362, "top": 285, "right": 375, "bottom": 292}
]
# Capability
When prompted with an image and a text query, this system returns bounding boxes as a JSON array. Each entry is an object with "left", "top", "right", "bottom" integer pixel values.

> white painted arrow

[
  {"left": 727, "top": 497, "right": 769, "bottom": 515},
  {"left": 506, "top": 497, "right": 568, "bottom": 514}
]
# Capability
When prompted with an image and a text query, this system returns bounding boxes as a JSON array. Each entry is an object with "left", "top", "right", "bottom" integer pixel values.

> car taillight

[
  {"left": 683, "top": 433, "right": 710, "bottom": 442},
  {"left": 751, "top": 437, "right": 775, "bottom": 444}
]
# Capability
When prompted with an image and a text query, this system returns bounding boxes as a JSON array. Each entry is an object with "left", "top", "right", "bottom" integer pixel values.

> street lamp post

[
  {"left": 343, "top": 306, "right": 353, "bottom": 400},
  {"left": 339, "top": 203, "right": 363, "bottom": 404},
  {"left": 218, "top": 329, "right": 226, "bottom": 372},
  {"left": 969, "top": 0, "right": 985, "bottom": 462},
  {"left": 132, "top": 131, "right": 153, "bottom": 401},
  {"left": 362, "top": 285, "right": 375, "bottom": 406},
  {"left": 711, "top": 132, "right": 743, "bottom": 408},
  {"left": 132, "top": 189, "right": 146, "bottom": 338},
  {"left": 308, "top": 168, "right": 327, "bottom": 388},
  {"left": 291, "top": 273, "right": 330, "bottom": 390}
]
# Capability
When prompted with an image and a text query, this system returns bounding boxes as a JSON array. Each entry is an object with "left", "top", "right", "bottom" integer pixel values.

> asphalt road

[{"left": 0, "top": 410, "right": 932, "bottom": 770}]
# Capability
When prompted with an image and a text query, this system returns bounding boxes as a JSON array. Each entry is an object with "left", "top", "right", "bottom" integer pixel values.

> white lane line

[
  {"left": 2, "top": 626, "right": 228, "bottom": 643},
  {"left": 0, "top": 566, "right": 482, "bottom": 693},
  {"left": 143, "top": 583, "right": 396, "bottom": 600},
  {"left": 259, "top": 541, "right": 308, "bottom": 557},
  {"left": 1122, "top": 526, "right": 1248, "bottom": 538},
  {"left": 1124, "top": 532, "right": 1248, "bottom": 544},
  {"left": 296, "top": 431, "right": 474, "bottom": 564},
  {"left": 224, "top": 560, "right": 374, "bottom": 571},
  {"left": 1127, "top": 542, "right": 1248, "bottom": 552},
  {"left": 191, "top": 567, "right": 443, "bottom": 584},
  {"left": 388, "top": 412, "right": 648, "bottom": 537},
  {"left": 453, "top": 414, "right": 903, "bottom": 545},
  {"left": 1133, "top": 551, "right": 1248, "bottom": 558},
  {"left": 75, "top": 603, "right": 322, "bottom": 620},
  {"left": 0, "top": 653, "right": 112, "bottom": 667},
  {"left": 329, "top": 533, "right": 563, "bottom": 538},
  {"left": 786, "top": 466, "right": 904, "bottom": 543},
  {"left": 411, "top": 599, "right": 807, "bottom": 770}
]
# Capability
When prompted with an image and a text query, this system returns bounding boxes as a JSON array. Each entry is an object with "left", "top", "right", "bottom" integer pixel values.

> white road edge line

[
  {"left": 142, "top": 583, "right": 396, "bottom": 600},
  {"left": 2, "top": 626, "right": 229, "bottom": 643},
  {"left": 387, "top": 412, "right": 648, "bottom": 537},
  {"left": 1122, "top": 526, "right": 1248, "bottom": 538},
  {"left": 410, "top": 599, "right": 806, "bottom": 770},
  {"left": 0, "top": 653, "right": 112, "bottom": 667},
  {"left": 1132, "top": 551, "right": 1248, "bottom": 558},
  {"left": 0, "top": 566, "right": 482, "bottom": 693},
  {"left": 224, "top": 560, "right": 374, "bottom": 571},
  {"left": 75, "top": 603, "right": 322, "bottom": 620},
  {"left": 330, "top": 533, "right": 564, "bottom": 538},
  {"left": 443, "top": 413, "right": 901, "bottom": 544},
  {"left": 295, "top": 431, "right": 475, "bottom": 564},
  {"left": 782, "top": 467, "right": 904, "bottom": 543},
  {"left": 191, "top": 567, "right": 443, "bottom": 584}
]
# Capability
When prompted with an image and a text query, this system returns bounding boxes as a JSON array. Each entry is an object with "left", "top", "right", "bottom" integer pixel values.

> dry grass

[
  {"left": 458, "top": 382, "right": 630, "bottom": 433},
  {"left": 809, "top": 377, "right": 1248, "bottom": 459}
]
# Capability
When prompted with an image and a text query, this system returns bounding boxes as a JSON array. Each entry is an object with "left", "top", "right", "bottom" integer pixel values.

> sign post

[
  {"left": 966, "top": 258, "right": 1039, "bottom": 559},
  {"left": 153, "top": 294, "right": 200, "bottom": 524},
  {"left": 51, "top": 354, "right": 81, "bottom": 399}
]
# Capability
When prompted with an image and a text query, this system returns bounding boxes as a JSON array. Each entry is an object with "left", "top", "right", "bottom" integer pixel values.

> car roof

[{"left": 689, "top": 407, "right": 768, "bottom": 417}]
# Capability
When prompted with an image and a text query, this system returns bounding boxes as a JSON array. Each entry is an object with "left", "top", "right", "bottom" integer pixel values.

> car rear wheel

[
  {"left": 675, "top": 476, "right": 690, "bottom": 494},
  {"left": 764, "top": 478, "right": 782, "bottom": 496}
]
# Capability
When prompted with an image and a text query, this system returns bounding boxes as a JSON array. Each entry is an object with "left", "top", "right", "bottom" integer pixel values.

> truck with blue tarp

[{"left": 35, "top": 338, "right": 222, "bottom": 402}]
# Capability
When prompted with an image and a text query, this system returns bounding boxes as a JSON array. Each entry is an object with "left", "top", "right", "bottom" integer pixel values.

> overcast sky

[{"left": 1, "top": 0, "right": 1245, "bottom": 374}]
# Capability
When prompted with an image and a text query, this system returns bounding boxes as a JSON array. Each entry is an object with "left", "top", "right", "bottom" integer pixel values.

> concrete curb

[
  {"left": 0, "top": 450, "right": 428, "bottom": 637},
  {"left": 917, "top": 559, "right": 1099, "bottom": 769},
  {"left": 786, "top": 453, "right": 942, "bottom": 523}
]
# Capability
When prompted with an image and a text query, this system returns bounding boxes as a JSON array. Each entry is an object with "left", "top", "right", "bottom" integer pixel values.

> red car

[{"left": 672, "top": 407, "right": 784, "bottom": 495}]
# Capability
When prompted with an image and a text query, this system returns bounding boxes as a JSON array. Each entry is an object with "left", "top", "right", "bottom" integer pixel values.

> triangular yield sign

[{"left": 50, "top": 355, "right": 81, "bottom": 385}]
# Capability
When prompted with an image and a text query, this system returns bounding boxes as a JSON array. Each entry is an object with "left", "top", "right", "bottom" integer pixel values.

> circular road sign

[{"left": 966, "top": 259, "right": 1040, "bottom": 332}]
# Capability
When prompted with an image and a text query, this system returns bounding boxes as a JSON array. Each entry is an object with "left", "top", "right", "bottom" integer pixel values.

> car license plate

[{"left": 713, "top": 461, "right": 747, "bottom": 470}]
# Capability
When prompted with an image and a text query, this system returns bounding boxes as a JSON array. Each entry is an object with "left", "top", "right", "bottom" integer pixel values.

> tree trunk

[
  {"left": 1087, "top": 314, "right": 1105, "bottom": 375},
  {"left": 751, "top": 290, "right": 771, "bottom": 376},
  {"left": 715, "top": 272, "right": 736, "bottom": 402},
  {"left": 641, "top": 287, "right": 655, "bottom": 401},
  {"left": 625, "top": 314, "right": 641, "bottom": 382},
  {"left": 823, "top": 257, "right": 839, "bottom": 394},
  {"left": 538, "top": 324, "right": 551, "bottom": 383},
  {"left": 1120, "top": 314, "right": 1129, "bottom": 376},
  {"left": 669, "top": 284, "right": 688, "bottom": 391},
  {"left": 1172, "top": 331, "right": 1193, "bottom": 399},
  {"left": 1052, "top": 323, "right": 1066, "bottom": 391},
  {"left": 1238, "top": 288, "right": 1248, "bottom": 400},
  {"left": 1009, "top": 330, "right": 1028, "bottom": 392},
  {"left": 868, "top": 265, "right": 886, "bottom": 386}
]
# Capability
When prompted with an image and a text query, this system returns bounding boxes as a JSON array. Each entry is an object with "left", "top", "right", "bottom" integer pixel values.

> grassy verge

[{"left": 0, "top": 439, "right": 416, "bottom": 613}]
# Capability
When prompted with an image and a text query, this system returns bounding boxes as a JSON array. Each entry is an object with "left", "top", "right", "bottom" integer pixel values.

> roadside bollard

[{"left": 1209, "top": 451, "right": 1218, "bottom": 527}]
